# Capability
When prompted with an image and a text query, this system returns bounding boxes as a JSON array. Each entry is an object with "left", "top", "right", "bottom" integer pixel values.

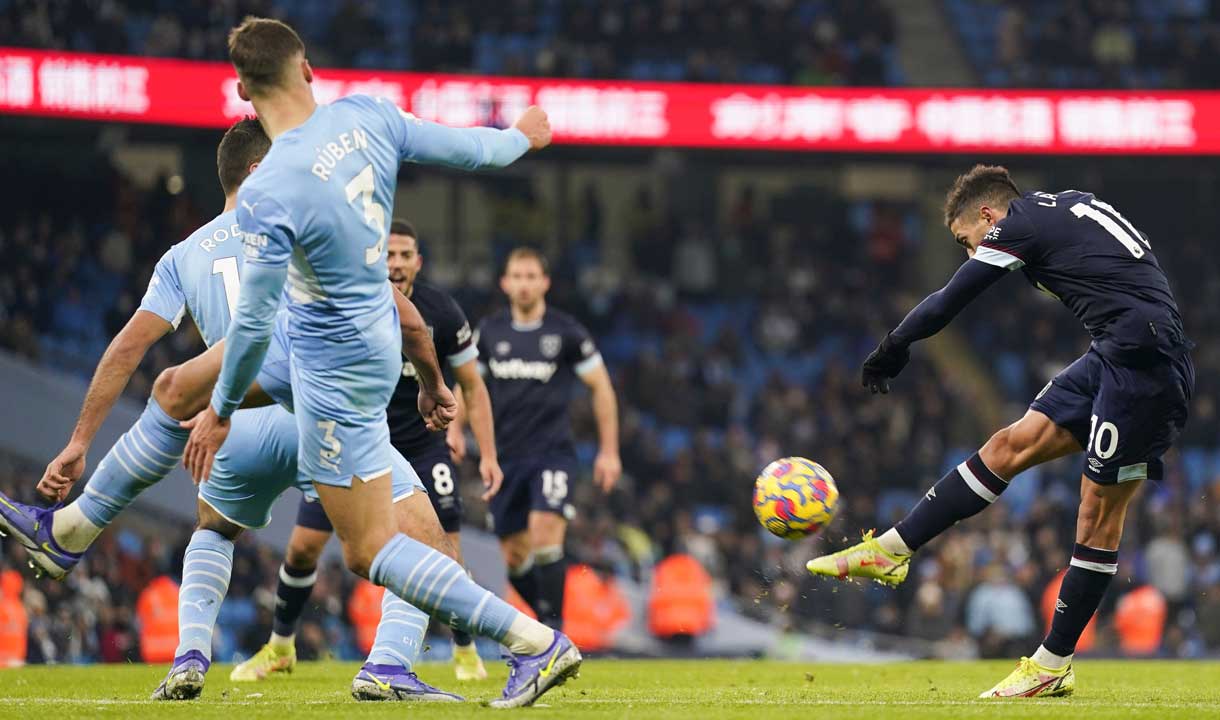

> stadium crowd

[
  {"left": 3, "top": 0, "right": 895, "bottom": 85},
  {"left": 2, "top": 142, "right": 1219, "bottom": 662},
  {"left": 10, "top": 0, "right": 1220, "bottom": 89},
  {"left": 948, "top": 0, "right": 1220, "bottom": 88}
]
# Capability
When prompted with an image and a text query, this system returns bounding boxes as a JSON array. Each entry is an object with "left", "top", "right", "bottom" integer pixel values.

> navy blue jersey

[
  {"left": 975, "top": 190, "right": 1188, "bottom": 364},
  {"left": 476, "top": 308, "right": 602, "bottom": 459},
  {"left": 386, "top": 281, "right": 477, "bottom": 458}
]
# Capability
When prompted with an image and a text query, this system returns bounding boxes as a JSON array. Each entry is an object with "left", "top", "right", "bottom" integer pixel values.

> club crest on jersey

[
  {"left": 540, "top": 334, "right": 562, "bottom": 358},
  {"left": 496, "top": 341, "right": 511, "bottom": 356}
]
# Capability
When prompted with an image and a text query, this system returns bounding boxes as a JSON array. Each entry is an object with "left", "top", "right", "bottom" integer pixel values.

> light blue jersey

[
  {"left": 211, "top": 94, "right": 528, "bottom": 486},
  {"left": 138, "top": 209, "right": 294, "bottom": 408},
  {"left": 136, "top": 209, "right": 422, "bottom": 526},
  {"left": 231, "top": 94, "right": 530, "bottom": 375},
  {"left": 139, "top": 210, "right": 245, "bottom": 347}
]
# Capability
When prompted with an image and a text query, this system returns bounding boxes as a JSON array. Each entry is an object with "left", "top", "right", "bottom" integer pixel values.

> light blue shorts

[
  {"left": 199, "top": 404, "right": 423, "bottom": 529},
  {"left": 288, "top": 345, "right": 400, "bottom": 489}
]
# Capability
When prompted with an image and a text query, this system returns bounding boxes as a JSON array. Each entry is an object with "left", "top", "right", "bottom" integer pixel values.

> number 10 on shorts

[{"left": 1087, "top": 414, "right": 1119, "bottom": 460}]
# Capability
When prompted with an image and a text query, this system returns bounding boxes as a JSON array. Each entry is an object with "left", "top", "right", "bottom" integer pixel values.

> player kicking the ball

[
  {"left": 232, "top": 219, "right": 501, "bottom": 684},
  {"left": 806, "top": 165, "right": 1193, "bottom": 698}
]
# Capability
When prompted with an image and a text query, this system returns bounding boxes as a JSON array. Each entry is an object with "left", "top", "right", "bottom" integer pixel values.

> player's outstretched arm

[
  {"left": 862, "top": 259, "right": 1008, "bottom": 394},
  {"left": 581, "top": 364, "right": 621, "bottom": 493},
  {"left": 453, "top": 360, "right": 502, "bottom": 500},
  {"left": 392, "top": 286, "right": 457, "bottom": 431},
  {"left": 39, "top": 311, "right": 172, "bottom": 501},
  {"left": 394, "top": 105, "right": 550, "bottom": 171}
]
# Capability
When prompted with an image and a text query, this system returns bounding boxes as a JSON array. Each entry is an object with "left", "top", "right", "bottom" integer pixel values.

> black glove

[{"left": 861, "top": 334, "right": 910, "bottom": 394}]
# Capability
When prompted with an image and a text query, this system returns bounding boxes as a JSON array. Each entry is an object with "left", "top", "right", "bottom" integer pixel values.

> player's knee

[
  {"left": 1075, "top": 491, "right": 1123, "bottom": 547},
  {"left": 340, "top": 542, "right": 375, "bottom": 579},
  {"left": 153, "top": 365, "right": 198, "bottom": 420},
  {"left": 285, "top": 538, "right": 324, "bottom": 571},
  {"left": 501, "top": 537, "right": 532, "bottom": 570},
  {"left": 529, "top": 518, "right": 566, "bottom": 550},
  {"left": 196, "top": 502, "right": 243, "bottom": 541},
  {"left": 341, "top": 528, "right": 396, "bottom": 580}
]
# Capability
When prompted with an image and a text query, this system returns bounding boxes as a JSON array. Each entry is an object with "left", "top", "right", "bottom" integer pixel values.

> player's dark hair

[
  {"left": 217, "top": 117, "right": 271, "bottom": 196},
  {"left": 390, "top": 218, "right": 416, "bottom": 238},
  {"left": 505, "top": 246, "right": 549, "bottom": 276},
  {"left": 227, "top": 16, "right": 305, "bottom": 96},
  {"left": 390, "top": 218, "right": 421, "bottom": 254},
  {"left": 943, "top": 164, "right": 1021, "bottom": 226}
]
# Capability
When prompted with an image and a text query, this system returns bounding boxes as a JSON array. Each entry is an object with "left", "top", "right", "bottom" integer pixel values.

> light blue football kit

[
  {"left": 210, "top": 94, "right": 545, "bottom": 657},
  {"left": 216, "top": 95, "right": 531, "bottom": 488},
  {"left": 135, "top": 209, "right": 422, "bottom": 528},
  {"left": 132, "top": 206, "right": 426, "bottom": 673}
]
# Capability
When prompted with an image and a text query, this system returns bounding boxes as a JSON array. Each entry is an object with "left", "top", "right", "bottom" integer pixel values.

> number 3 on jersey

[{"left": 345, "top": 164, "right": 387, "bottom": 265}]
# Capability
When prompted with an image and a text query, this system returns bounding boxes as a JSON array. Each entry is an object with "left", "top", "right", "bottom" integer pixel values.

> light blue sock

[
  {"left": 175, "top": 529, "right": 233, "bottom": 660},
  {"left": 77, "top": 397, "right": 189, "bottom": 527},
  {"left": 369, "top": 534, "right": 523, "bottom": 645},
  {"left": 366, "top": 589, "right": 429, "bottom": 668}
]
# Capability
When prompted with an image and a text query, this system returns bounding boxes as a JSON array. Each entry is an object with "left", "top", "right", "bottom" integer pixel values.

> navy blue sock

[
  {"left": 1043, "top": 544, "right": 1118, "bottom": 656},
  {"left": 895, "top": 453, "right": 1008, "bottom": 551},
  {"left": 272, "top": 563, "right": 317, "bottom": 639},
  {"left": 508, "top": 560, "right": 540, "bottom": 611},
  {"left": 531, "top": 547, "right": 567, "bottom": 631}
]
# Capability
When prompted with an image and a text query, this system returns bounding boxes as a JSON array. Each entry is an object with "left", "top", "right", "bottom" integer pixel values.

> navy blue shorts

[
  {"left": 413, "top": 447, "right": 462, "bottom": 534},
  {"left": 295, "top": 494, "right": 333, "bottom": 532},
  {"left": 1030, "top": 349, "right": 1193, "bottom": 485},
  {"left": 488, "top": 454, "right": 578, "bottom": 537}
]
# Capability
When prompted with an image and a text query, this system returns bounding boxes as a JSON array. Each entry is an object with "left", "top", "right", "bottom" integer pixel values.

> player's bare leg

[
  {"left": 155, "top": 341, "right": 273, "bottom": 421},
  {"left": 0, "top": 340, "right": 277, "bottom": 579},
  {"left": 500, "top": 529, "right": 538, "bottom": 608},
  {"left": 238, "top": 489, "right": 468, "bottom": 689},
  {"left": 982, "top": 476, "right": 1141, "bottom": 698},
  {"left": 153, "top": 500, "right": 244, "bottom": 700},
  {"left": 319, "top": 473, "right": 577, "bottom": 708},
  {"left": 807, "top": 410, "right": 1080, "bottom": 585}
]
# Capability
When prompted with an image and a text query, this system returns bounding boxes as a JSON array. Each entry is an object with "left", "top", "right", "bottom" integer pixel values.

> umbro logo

[
  {"left": 1088, "top": 458, "right": 1103, "bottom": 470},
  {"left": 925, "top": 487, "right": 937, "bottom": 501},
  {"left": 1055, "top": 599, "right": 1067, "bottom": 614}
]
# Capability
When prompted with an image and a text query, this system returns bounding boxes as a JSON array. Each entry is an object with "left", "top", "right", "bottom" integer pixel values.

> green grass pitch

[{"left": 2, "top": 659, "right": 1219, "bottom": 719}]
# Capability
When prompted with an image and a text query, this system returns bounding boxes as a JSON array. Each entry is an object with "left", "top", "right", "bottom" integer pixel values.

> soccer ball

[{"left": 752, "top": 457, "right": 838, "bottom": 540}]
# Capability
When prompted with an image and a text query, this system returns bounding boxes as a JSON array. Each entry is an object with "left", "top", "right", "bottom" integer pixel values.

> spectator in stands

[{"left": 965, "top": 563, "right": 1037, "bottom": 658}]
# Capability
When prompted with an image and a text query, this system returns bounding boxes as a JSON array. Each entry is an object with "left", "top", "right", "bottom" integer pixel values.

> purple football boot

[
  {"left": 489, "top": 632, "right": 582, "bottom": 709},
  {"left": 151, "top": 649, "right": 210, "bottom": 701},
  {"left": 351, "top": 663, "right": 465, "bottom": 702},
  {"left": 0, "top": 493, "right": 82, "bottom": 579}
]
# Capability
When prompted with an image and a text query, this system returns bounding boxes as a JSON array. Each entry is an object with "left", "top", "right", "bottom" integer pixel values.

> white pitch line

[{"left": 0, "top": 697, "right": 1217, "bottom": 710}]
